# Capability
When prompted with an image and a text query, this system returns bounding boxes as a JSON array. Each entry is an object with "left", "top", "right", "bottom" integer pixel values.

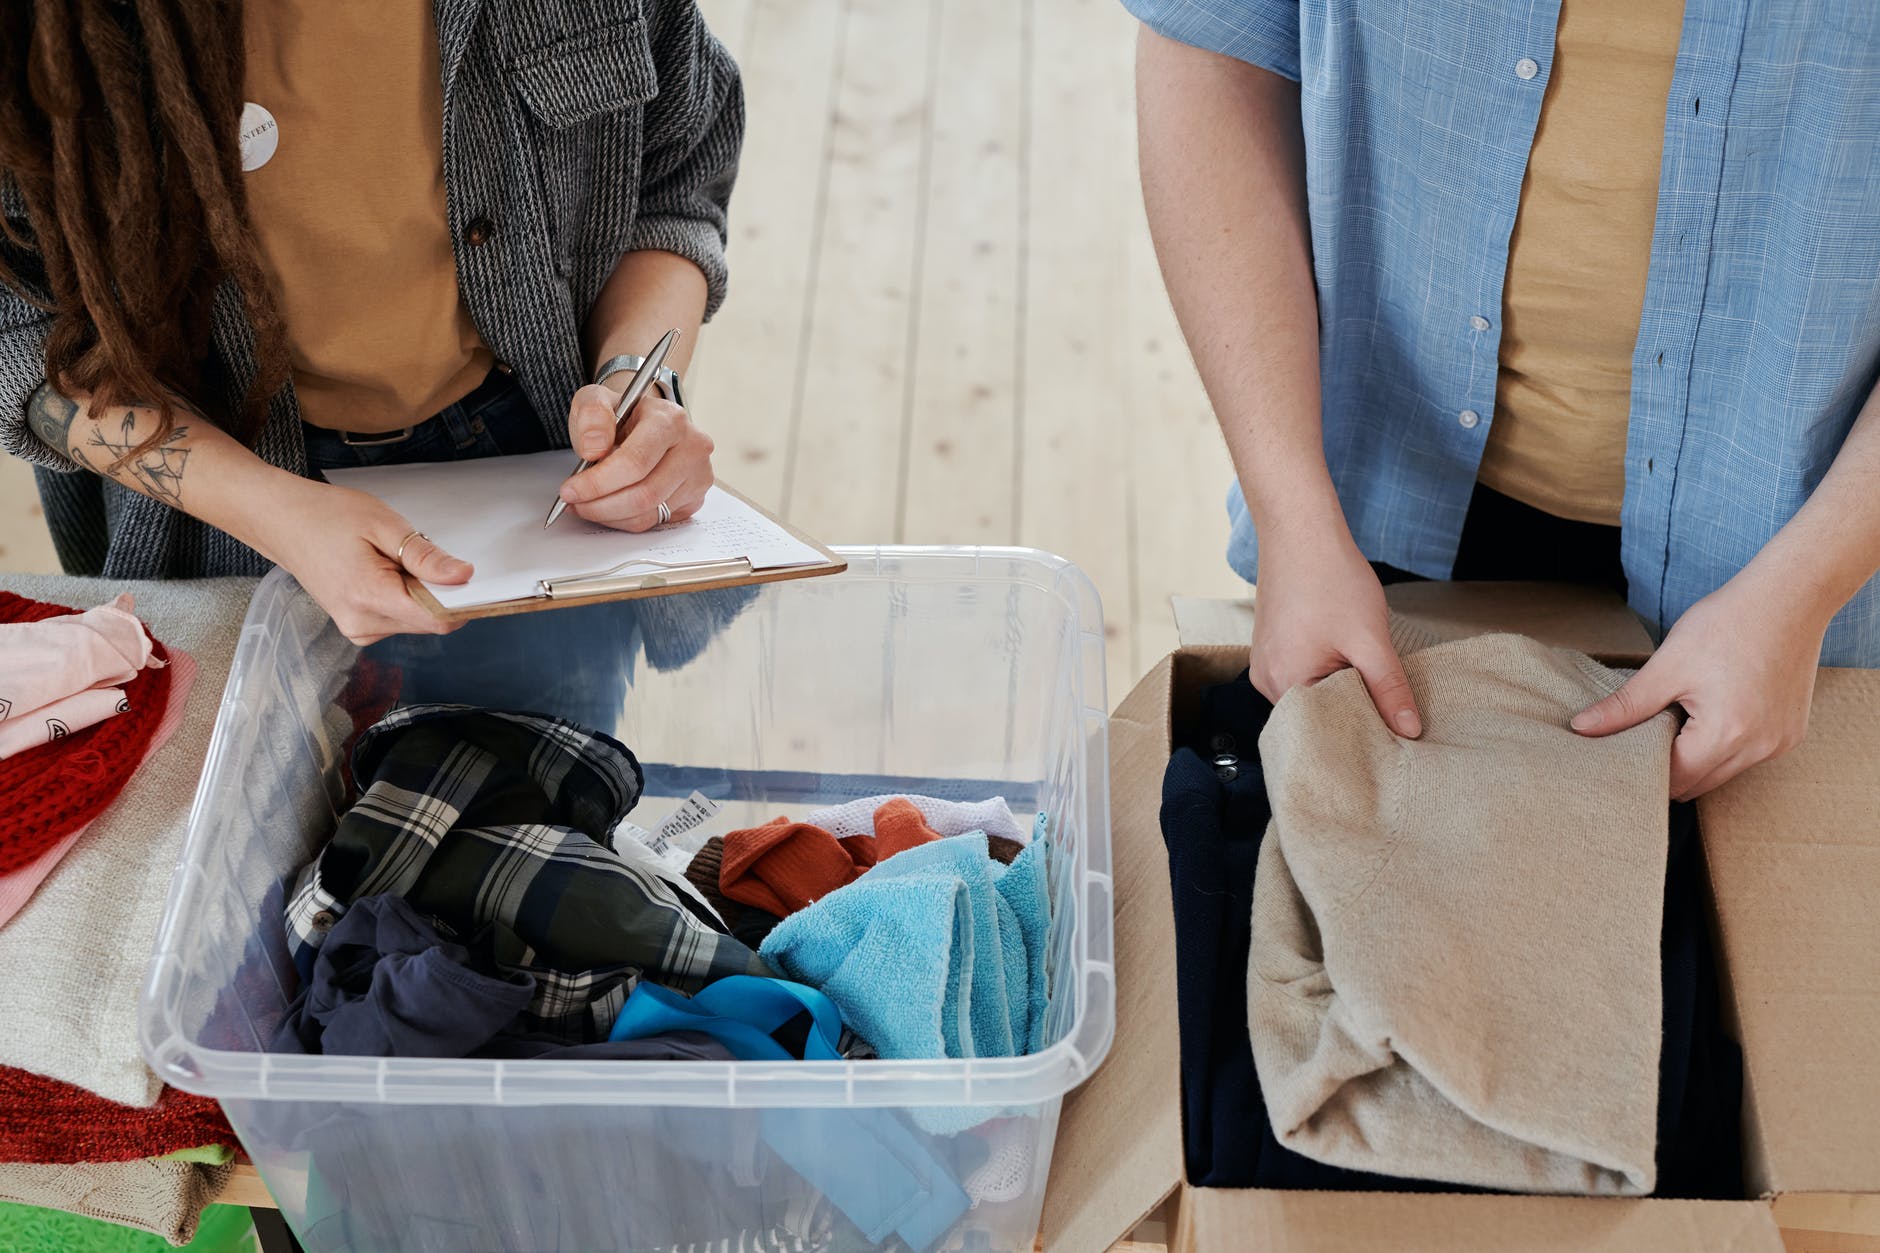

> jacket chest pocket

[{"left": 510, "top": 16, "right": 659, "bottom": 278}]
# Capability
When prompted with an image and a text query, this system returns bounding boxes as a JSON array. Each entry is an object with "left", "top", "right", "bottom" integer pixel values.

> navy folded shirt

[{"left": 274, "top": 893, "right": 737, "bottom": 1063}]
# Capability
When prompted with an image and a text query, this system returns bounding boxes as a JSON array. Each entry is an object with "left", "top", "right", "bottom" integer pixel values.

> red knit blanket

[{"left": 0, "top": 1067, "right": 236, "bottom": 1163}]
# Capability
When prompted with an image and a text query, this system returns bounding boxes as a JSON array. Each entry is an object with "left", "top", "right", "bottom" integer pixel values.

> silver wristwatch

[{"left": 594, "top": 353, "right": 686, "bottom": 409}]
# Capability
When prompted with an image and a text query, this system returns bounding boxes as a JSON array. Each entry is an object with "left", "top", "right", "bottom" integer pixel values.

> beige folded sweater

[
  {"left": 1247, "top": 632, "right": 1677, "bottom": 1195},
  {"left": 0, "top": 1157, "right": 232, "bottom": 1246}
]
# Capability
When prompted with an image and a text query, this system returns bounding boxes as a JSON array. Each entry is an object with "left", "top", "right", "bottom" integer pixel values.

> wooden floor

[{"left": 0, "top": 0, "right": 1247, "bottom": 704}]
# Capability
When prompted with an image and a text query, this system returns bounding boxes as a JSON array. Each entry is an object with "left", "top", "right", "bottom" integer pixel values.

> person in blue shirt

[{"left": 1128, "top": 0, "right": 1880, "bottom": 798}]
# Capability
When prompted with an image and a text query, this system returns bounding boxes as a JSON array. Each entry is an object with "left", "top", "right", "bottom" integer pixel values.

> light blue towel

[
  {"left": 1003, "top": 822, "right": 1052, "bottom": 1054},
  {"left": 759, "top": 831, "right": 1052, "bottom": 1066}
]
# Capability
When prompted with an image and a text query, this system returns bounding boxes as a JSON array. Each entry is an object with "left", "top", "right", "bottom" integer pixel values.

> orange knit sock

[
  {"left": 872, "top": 797, "right": 946, "bottom": 860},
  {"left": 720, "top": 817, "right": 872, "bottom": 916}
]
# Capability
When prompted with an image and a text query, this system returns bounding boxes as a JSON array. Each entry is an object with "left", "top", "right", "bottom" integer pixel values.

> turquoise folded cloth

[
  {"left": 608, "top": 976, "right": 844, "bottom": 1060},
  {"left": 759, "top": 831, "right": 1052, "bottom": 1065},
  {"left": 607, "top": 975, "right": 969, "bottom": 1251}
]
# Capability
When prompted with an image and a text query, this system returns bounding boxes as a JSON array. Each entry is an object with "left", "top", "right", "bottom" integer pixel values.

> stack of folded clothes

[{"left": 0, "top": 579, "right": 269, "bottom": 1246}]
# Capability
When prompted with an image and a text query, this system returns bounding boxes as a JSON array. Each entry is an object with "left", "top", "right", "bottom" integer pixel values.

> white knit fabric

[
  {"left": 801, "top": 794, "right": 1027, "bottom": 843},
  {"left": 0, "top": 577, "right": 261, "bottom": 1105},
  {"left": 963, "top": 1119, "right": 1036, "bottom": 1207}
]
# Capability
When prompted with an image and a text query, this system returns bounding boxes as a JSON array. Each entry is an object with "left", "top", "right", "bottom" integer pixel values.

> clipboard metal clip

[{"left": 537, "top": 556, "right": 756, "bottom": 600}]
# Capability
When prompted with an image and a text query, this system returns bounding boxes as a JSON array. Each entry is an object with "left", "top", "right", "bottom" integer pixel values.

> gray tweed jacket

[{"left": 0, "top": 0, "right": 742, "bottom": 578}]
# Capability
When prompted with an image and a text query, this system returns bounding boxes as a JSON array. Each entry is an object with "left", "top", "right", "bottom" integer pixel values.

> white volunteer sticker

[{"left": 239, "top": 102, "right": 279, "bottom": 172}]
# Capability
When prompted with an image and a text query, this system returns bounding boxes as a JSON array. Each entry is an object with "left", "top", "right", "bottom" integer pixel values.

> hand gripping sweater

[{"left": 1247, "top": 632, "right": 1677, "bottom": 1195}]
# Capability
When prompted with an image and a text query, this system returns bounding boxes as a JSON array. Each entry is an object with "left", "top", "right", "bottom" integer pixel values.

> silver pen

[{"left": 543, "top": 327, "right": 682, "bottom": 528}]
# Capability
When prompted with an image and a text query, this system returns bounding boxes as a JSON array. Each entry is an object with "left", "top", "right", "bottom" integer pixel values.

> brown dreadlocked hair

[{"left": 0, "top": 0, "right": 288, "bottom": 449}]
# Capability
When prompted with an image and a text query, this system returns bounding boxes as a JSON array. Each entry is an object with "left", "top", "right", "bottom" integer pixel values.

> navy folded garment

[
  {"left": 1161, "top": 673, "right": 1458, "bottom": 1191},
  {"left": 273, "top": 894, "right": 737, "bottom": 1063},
  {"left": 1654, "top": 802, "right": 1745, "bottom": 1199},
  {"left": 1162, "top": 669, "right": 1743, "bottom": 1197}
]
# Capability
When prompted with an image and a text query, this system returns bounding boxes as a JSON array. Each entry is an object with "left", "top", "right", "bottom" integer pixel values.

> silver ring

[
  {"left": 656, "top": 500, "right": 672, "bottom": 526},
  {"left": 395, "top": 530, "right": 428, "bottom": 567}
]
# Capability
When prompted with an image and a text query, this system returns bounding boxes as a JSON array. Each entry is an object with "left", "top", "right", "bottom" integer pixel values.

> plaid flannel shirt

[{"left": 287, "top": 705, "right": 771, "bottom": 1042}]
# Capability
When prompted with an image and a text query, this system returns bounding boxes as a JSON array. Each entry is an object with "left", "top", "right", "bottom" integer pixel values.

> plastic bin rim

[{"left": 139, "top": 545, "right": 1117, "bottom": 1108}]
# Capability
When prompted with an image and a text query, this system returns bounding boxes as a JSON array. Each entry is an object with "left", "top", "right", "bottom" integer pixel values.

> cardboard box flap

[
  {"left": 1178, "top": 1191, "right": 1785, "bottom": 1252},
  {"left": 1173, "top": 582, "right": 1655, "bottom": 663},
  {"left": 1039, "top": 652, "right": 1185, "bottom": 1253},
  {"left": 1041, "top": 646, "right": 1264, "bottom": 1251},
  {"left": 1696, "top": 666, "right": 1880, "bottom": 1196}
]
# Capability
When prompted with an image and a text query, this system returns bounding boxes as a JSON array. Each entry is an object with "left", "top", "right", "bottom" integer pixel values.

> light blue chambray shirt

[{"left": 1126, "top": 0, "right": 1880, "bottom": 666}]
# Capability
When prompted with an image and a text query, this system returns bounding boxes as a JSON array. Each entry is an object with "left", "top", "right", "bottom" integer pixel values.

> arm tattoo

[
  {"left": 25, "top": 382, "right": 79, "bottom": 454},
  {"left": 25, "top": 384, "right": 192, "bottom": 511},
  {"left": 86, "top": 409, "right": 192, "bottom": 510}
]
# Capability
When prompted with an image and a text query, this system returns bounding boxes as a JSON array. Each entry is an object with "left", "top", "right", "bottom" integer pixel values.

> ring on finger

[
  {"left": 395, "top": 530, "right": 429, "bottom": 567},
  {"left": 656, "top": 500, "right": 672, "bottom": 526}
]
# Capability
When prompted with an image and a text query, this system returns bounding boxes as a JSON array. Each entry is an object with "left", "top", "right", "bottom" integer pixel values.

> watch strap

[{"left": 594, "top": 353, "right": 685, "bottom": 408}]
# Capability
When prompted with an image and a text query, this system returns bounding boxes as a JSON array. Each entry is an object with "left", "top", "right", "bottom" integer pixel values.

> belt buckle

[{"left": 339, "top": 427, "right": 414, "bottom": 447}]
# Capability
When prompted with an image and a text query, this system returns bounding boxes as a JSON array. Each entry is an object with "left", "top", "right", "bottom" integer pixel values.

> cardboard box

[{"left": 1041, "top": 582, "right": 1878, "bottom": 1252}]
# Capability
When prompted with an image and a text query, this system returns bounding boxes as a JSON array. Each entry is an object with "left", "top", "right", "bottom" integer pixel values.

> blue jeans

[
  {"left": 301, "top": 369, "right": 554, "bottom": 474},
  {"left": 312, "top": 371, "right": 753, "bottom": 736}
]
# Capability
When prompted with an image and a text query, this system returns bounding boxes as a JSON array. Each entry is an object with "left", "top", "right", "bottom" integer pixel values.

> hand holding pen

[{"left": 547, "top": 328, "right": 714, "bottom": 531}]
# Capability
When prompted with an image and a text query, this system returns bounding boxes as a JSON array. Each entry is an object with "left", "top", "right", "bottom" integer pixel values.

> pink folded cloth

[
  {"left": 0, "top": 593, "right": 163, "bottom": 760},
  {"left": 0, "top": 687, "right": 130, "bottom": 759},
  {"left": 0, "top": 648, "right": 197, "bottom": 928}
]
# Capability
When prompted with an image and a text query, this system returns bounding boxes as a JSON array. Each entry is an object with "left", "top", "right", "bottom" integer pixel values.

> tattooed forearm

[
  {"left": 24, "top": 383, "right": 192, "bottom": 511},
  {"left": 25, "top": 382, "right": 79, "bottom": 455},
  {"left": 86, "top": 410, "right": 192, "bottom": 510}
]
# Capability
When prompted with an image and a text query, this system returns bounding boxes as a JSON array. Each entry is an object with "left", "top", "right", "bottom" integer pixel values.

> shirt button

[
  {"left": 465, "top": 216, "right": 495, "bottom": 247},
  {"left": 1470, "top": 315, "right": 1491, "bottom": 332},
  {"left": 1515, "top": 57, "right": 1540, "bottom": 80},
  {"left": 311, "top": 909, "right": 337, "bottom": 932},
  {"left": 1458, "top": 409, "right": 1481, "bottom": 429}
]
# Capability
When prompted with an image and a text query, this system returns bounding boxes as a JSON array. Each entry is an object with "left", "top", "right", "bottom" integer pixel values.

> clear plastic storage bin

[{"left": 141, "top": 547, "right": 1115, "bottom": 1253}]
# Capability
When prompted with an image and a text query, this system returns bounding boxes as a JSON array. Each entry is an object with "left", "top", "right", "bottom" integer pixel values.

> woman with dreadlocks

[{"left": 0, "top": 0, "right": 739, "bottom": 645}]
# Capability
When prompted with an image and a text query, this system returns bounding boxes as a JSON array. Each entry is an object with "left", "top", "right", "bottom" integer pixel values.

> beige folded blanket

[
  {"left": 0, "top": 1156, "right": 232, "bottom": 1246},
  {"left": 1248, "top": 632, "right": 1676, "bottom": 1195}
]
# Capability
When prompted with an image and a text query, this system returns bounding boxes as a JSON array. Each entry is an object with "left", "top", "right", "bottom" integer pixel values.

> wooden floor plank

[
  {"left": 0, "top": 455, "right": 56, "bottom": 575},
  {"left": 693, "top": 0, "right": 754, "bottom": 60},
  {"left": 780, "top": 0, "right": 937, "bottom": 544},
  {"left": 1019, "top": 0, "right": 1142, "bottom": 702},
  {"left": 897, "top": 0, "right": 1025, "bottom": 545},
  {"left": 684, "top": 0, "right": 845, "bottom": 514}
]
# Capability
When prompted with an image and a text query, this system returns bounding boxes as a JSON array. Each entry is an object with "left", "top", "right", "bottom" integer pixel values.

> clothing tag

[
  {"left": 239, "top": 102, "right": 279, "bottom": 171},
  {"left": 654, "top": 791, "right": 721, "bottom": 852},
  {"left": 620, "top": 820, "right": 668, "bottom": 856},
  {"left": 623, "top": 792, "right": 720, "bottom": 857}
]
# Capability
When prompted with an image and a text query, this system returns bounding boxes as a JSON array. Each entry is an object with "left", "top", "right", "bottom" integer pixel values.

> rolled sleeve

[
  {"left": 1121, "top": 0, "right": 1302, "bottom": 82},
  {"left": 633, "top": 3, "right": 745, "bottom": 321},
  {"left": 0, "top": 246, "right": 69, "bottom": 473}
]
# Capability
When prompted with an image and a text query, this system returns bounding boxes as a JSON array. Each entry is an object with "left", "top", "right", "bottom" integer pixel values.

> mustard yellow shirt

[
  {"left": 242, "top": 1, "right": 492, "bottom": 433},
  {"left": 1478, "top": 0, "right": 1687, "bottom": 526}
]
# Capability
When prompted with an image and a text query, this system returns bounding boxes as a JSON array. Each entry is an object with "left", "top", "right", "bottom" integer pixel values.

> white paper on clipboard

[{"left": 325, "top": 450, "right": 827, "bottom": 610}]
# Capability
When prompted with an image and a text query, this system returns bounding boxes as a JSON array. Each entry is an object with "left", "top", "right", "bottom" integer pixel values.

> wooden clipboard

[{"left": 403, "top": 481, "right": 847, "bottom": 623}]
